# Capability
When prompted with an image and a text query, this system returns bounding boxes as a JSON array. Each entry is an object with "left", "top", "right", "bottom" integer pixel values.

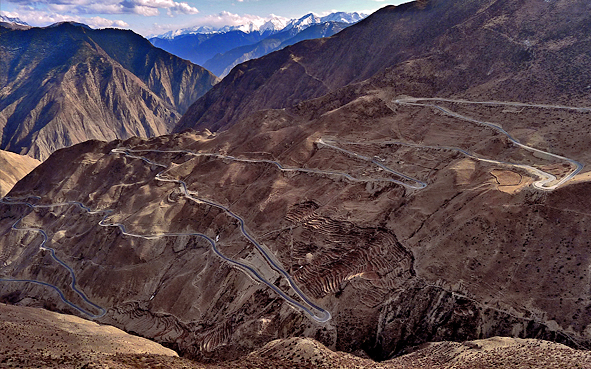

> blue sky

[{"left": 0, "top": 0, "right": 409, "bottom": 36}]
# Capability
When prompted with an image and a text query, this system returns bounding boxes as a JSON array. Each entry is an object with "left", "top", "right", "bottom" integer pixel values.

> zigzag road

[
  {"left": 315, "top": 138, "right": 427, "bottom": 189},
  {"left": 0, "top": 196, "right": 107, "bottom": 318},
  {"left": 396, "top": 97, "right": 591, "bottom": 112},
  {"left": 111, "top": 148, "right": 332, "bottom": 322},
  {"left": 113, "top": 147, "right": 423, "bottom": 189},
  {"left": 393, "top": 97, "right": 585, "bottom": 190},
  {"left": 334, "top": 139, "right": 567, "bottom": 190},
  {"left": 1, "top": 143, "right": 421, "bottom": 323},
  {"left": 0, "top": 96, "right": 583, "bottom": 320}
]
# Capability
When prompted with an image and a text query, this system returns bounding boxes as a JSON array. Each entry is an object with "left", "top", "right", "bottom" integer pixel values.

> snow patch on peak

[
  {"left": 259, "top": 17, "right": 289, "bottom": 33},
  {"left": 320, "top": 12, "right": 367, "bottom": 24},
  {"left": 283, "top": 13, "right": 320, "bottom": 32},
  {"left": 0, "top": 14, "right": 29, "bottom": 26}
]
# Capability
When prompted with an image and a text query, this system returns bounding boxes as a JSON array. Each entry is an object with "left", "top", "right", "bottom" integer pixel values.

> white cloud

[
  {"left": 4, "top": 0, "right": 198, "bottom": 16},
  {"left": 121, "top": 0, "right": 198, "bottom": 16},
  {"left": 313, "top": 10, "right": 338, "bottom": 17},
  {"left": 193, "top": 11, "right": 266, "bottom": 28},
  {"left": 87, "top": 16, "right": 129, "bottom": 28},
  {"left": 1, "top": 9, "right": 129, "bottom": 28}
]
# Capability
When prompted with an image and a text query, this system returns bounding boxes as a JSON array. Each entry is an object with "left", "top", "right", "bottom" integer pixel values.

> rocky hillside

[
  {"left": 176, "top": 0, "right": 591, "bottom": 132},
  {"left": 0, "top": 22, "right": 219, "bottom": 160},
  {"left": 0, "top": 149, "right": 40, "bottom": 197},
  {"left": 1, "top": 0, "right": 591, "bottom": 365}
]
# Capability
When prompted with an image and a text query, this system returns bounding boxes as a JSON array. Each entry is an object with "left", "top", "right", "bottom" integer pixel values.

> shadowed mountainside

[
  {"left": 0, "top": 22, "right": 219, "bottom": 160},
  {"left": 150, "top": 30, "right": 268, "bottom": 68}
]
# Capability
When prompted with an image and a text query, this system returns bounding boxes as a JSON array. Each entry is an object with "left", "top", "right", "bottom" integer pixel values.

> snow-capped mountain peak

[
  {"left": 283, "top": 13, "right": 321, "bottom": 32},
  {"left": 259, "top": 17, "right": 289, "bottom": 33},
  {"left": 320, "top": 12, "right": 367, "bottom": 24},
  {"left": 0, "top": 14, "right": 29, "bottom": 26}
]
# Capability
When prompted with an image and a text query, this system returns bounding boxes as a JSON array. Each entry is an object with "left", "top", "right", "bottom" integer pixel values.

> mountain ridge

[
  {"left": 152, "top": 11, "right": 366, "bottom": 39},
  {"left": 203, "top": 21, "right": 349, "bottom": 77},
  {"left": 0, "top": 22, "right": 218, "bottom": 160}
]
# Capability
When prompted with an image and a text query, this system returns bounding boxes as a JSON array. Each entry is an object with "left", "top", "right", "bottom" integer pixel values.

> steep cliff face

[
  {"left": 87, "top": 27, "right": 219, "bottom": 114},
  {"left": 0, "top": 23, "right": 219, "bottom": 160}
]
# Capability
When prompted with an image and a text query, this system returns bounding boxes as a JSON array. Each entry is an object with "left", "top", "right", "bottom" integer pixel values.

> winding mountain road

[
  {"left": 2, "top": 101, "right": 580, "bottom": 323},
  {"left": 111, "top": 148, "right": 332, "bottom": 322},
  {"left": 334, "top": 139, "right": 570, "bottom": 190},
  {"left": 396, "top": 97, "right": 591, "bottom": 112},
  {"left": 113, "top": 147, "right": 419, "bottom": 187},
  {"left": 394, "top": 97, "right": 585, "bottom": 190},
  {"left": 0, "top": 197, "right": 106, "bottom": 318},
  {"left": 316, "top": 138, "right": 427, "bottom": 189},
  {"left": 2, "top": 143, "right": 422, "bottom": 324}
]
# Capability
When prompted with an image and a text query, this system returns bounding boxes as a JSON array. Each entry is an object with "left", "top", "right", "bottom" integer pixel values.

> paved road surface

[{"left": 394, "top": 97, "right": 584, "bottom": 190}]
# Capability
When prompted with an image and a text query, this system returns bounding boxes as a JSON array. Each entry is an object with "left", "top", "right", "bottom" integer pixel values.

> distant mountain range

[
  {"left": 177, "top": 0, "right": 591, "bottom": 133},
  {"left": 0, "top": 15, "right": 29, "bottom": 26},
  {"left": 149, "top": 12, "right": 366, "bottom": 77},
  {"left": 0, "top": 14, "right": 30, "bottom": 30},
  {"left": 202, "top": 21, "right": 349, "bottom": 77},
  {"left": 154, "top": 12, "right": 366, "bottom": 39},
  {"left": 0, "top": 22, "right": 218, "bottom": 160}
]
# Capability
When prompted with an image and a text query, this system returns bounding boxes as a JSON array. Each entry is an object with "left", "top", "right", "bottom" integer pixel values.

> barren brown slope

[
  {"left": 0, "top": 303, "right": 206, "bottom": 369},
  {"left": 0, "top": 303, "right": 178, "bottom": 357},
  {"left": 0, "top": 149, "right": 40, "bottom": 197},
  {"left": 0, "top": 22, "right": 219, "bottom": 160},
  {"left": 3, "top": 90, "right": 591, "bottom": 361},
  {"left": 176, "top": 0, "right": 591, "bottom": 133},
  {"left": 385, "top": 337, "right": 591, "bottom": 369},
  {"left": 231, "top": 336, "right": 591, "bottom": 369},
  {"left": 2, "top": 306, "right": 587, "bottom": 369}
]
